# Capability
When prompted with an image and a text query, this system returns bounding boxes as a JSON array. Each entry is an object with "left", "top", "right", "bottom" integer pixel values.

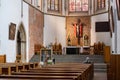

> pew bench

[
  {"left": 0, "top": 62, "right": 39, "bottom": 75},
  {"left": 19, "top": 67, "right": 86, "bottom": 80},
  {"left": 0, "top": 75, "right": 78, "bottom": 80}
]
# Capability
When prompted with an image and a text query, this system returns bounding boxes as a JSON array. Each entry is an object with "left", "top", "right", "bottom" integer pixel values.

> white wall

[
  {"left": 91, "top": 13, "right": 111, "bottom": 46},
  {"left": 44, "top": 15, "right": 66, "bottom": 48},
  {"left": 111, "top": 0, "right": 120, "bottom": 53},
  {"left": 0, "top": 0, "right": 29, "bottom": 62}
]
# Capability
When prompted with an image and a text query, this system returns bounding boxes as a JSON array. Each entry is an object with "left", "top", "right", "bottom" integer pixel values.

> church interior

[{"left": 0, "top": 0, "right": 120, "bottom": 80}]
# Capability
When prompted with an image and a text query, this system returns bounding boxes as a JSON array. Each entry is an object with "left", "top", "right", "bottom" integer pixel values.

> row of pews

[
  {"left": 0, "top": 62, "right": 39, "bottom": 75},
  {"left": 0, "top": 63, "right": 94, "bottom": 80}
]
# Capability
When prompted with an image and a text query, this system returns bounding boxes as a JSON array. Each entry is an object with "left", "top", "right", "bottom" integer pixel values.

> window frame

[
  {"left": 68, "top": 0, "right": 89, "bottom": 13},
  {"left": 23, "top": 0, "right": 42, "bottom": 11},
  {"left": 47, "top": 0, "right": 61, "bottom": 12},
  {"left": 96, "top": 0, "right": 106, "bottom": 10},
  {"left": 94, "top": 0, "right": 106, "bottom": 13}
]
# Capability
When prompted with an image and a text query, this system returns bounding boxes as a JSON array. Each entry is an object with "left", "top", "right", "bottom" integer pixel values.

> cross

[{"left": 72, "top": 19, "right": 83, "bottom": 45}]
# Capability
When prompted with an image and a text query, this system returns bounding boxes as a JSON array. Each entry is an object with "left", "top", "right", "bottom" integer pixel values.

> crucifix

[{"left": 72, "top": 19, "right": 84, "bottom": 45}]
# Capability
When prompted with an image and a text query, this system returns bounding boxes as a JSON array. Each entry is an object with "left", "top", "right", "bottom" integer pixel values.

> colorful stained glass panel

[
  {"left": 69, "top": 0, "right": 88, "bottom": 12},
  {"left": 69, "top": 0, "right": 76, "bottom": 12},
  {"left": 76, "top": 0, "right": 82, "bottom": 11},
  {"left": 47, "top": 0, "right": 51, "bottom": 10},
  {"left": 51, "top": 0, "right": 55, "bottom": 10},
  {"left": 55, "top": 0, "right": 59, "bottom": 10}
]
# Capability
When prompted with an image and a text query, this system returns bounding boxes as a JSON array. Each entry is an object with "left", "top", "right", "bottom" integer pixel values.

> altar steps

[
  {"left": 29, "top": 54, "right": 40, "bottom": 62},
  {"left": 94, "top": 63, "right": 107, "bottom": 72},
  {"left": 53, "top": 55, "right": 107, "bottom": 72},
  {"left": 53, "top": 55, "right": 104, "bottom": 63},
  {"left": 29, "top": 54, "right": 107, "bottom": 72}
]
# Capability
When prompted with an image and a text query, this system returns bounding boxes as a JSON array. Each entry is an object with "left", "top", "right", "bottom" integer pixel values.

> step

[
  {"left": 29, "top": 54, "right": 107, "bottom": 72},
  {"left": 53, "top": 55, "right": 104, "bottom": 63},
  {"left": 94, "top": 69, "right": 107, "bottom": 72},
  {"left": 94, "top": 63, "right": 107, "bottom": 72}
]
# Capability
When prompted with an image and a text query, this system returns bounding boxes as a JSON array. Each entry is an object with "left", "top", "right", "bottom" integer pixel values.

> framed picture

[
  {"left": 40, "top": 48, "right": 53, "bottom": 63},
  {"left": 9, "top": 23, "right": 16, "bottom": 40},
  {"left": 109, "top": 6, "right": 114, "bottom": 32},
  {"left": 116, "top": 0, "right": 120, "bottom": 20}
]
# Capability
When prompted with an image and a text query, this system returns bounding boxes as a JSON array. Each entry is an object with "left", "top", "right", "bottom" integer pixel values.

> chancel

[{"left": 0, "top": 0, "right": 120, "bottom": 80}]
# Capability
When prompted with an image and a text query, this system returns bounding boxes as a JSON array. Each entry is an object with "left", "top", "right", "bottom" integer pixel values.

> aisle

[{"left": 93, "top": 72, "right": 107, "bottom": 80}]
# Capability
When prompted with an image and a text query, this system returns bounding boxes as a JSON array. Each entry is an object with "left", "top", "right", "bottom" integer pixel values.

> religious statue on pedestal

[
  {"left": 67, "top": 35, "right": 71, "bottom": 46},
  {"left": 84, "top": 34, "right": 89, "bottom": 46}
]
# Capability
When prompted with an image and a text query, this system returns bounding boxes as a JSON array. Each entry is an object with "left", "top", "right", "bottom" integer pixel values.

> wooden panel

[
  {"left": 110, "top": 55, "right": 116, "bottom": 80},
  {"left": 108, "top": 55, "right": 120, "bottom": 80},
  {"left": 116, "top": 55, "right": 120, "bottom": 80},
  {"left": 0, "top": 55, "right": 6, "bottom": 63},
  {"left": 104, "top": 46, "right": 110, "bottom": 63}
]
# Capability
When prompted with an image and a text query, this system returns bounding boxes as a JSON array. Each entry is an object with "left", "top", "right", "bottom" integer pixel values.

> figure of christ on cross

[{"left": 72, "top": 19, "right": 83, "bottom": 45}]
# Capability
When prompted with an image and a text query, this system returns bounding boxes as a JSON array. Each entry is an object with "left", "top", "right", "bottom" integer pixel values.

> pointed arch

[{"left": 16, "top": 22, "right": 26, "bottom": 63}]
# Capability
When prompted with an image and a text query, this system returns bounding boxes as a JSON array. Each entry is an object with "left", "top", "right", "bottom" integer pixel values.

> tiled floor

[{"left": 93, "top": 72, "right": 107, "bottom": 80}]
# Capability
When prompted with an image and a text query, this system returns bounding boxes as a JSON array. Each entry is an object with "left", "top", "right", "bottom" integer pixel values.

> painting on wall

[
  {"left": 9, "top": 23, "right": 16, "bottom": 40},
  {"left": 116, "top": 0, "right": 120, "bottom": 20}
]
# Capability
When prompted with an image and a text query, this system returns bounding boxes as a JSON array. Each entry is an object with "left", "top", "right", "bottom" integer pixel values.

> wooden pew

[
  {"left": 0, "top": 62, "right": 39, "bottom": 75},
  {"left": 14, "top": 63, "right": 92, "bottom": 80},
  {"left": 42, "top": 62, "right": 94, "bottom": 80},
  {"left": 0, "top": 79, "right": 74, "bottom": 80},
  {"left": 0, "top": 75, "right": 78, "bottom": 80},
  {"left": 12, "top": 72, "right": 81, "bottom": 76},
  {"left": 0, "top": 63, "right": 93, "bottom": 80},
  {"left": 12, "top": 71, "right": 82, "bottom": 80}
]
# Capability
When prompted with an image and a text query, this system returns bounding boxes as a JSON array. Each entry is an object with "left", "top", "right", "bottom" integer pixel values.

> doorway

[{"left": 16, "top": 23, "right": 26, "bottom": 63}]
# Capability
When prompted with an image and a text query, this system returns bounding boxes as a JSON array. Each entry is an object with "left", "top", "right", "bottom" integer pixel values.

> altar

[{"left": 64, "top": 46, "right": 90, "bottom": 54}]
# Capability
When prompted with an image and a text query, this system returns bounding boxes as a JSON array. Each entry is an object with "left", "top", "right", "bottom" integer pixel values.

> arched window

[
  {"left": 24, "top": 0, "right": 42, "bottom": 10},
  {"left": 97, "top": 0, "right": 105, "bottom": 10},
  {"left": 69, "top": 0, "right": 88, "bottom": 12},
  {"left": 47, "top": 0, "right": 60, "bottom": 11}
]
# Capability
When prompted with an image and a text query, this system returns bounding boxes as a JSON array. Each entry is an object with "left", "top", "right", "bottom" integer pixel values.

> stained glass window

[
  {"left": 97, "top": 0, "right": 105, "bottom": 10},
  {"left": 47, "top": 0, "right": 59, "bottom": 11},
  {"left": 48, "top": 0, "right": 51, "bottom": 10},
  {"left": 69, "top": 0, "right": 76, "bottom": 12},
  {"left": 55, "top": 0, "right": 59, "bottom": 10},
  {"left": 25, "top": 0, "right": 42, "bottom": 9},
  {"left": 51, "top": 0, "right": 55, "bottom": 10},
  {"left": 69, "top": 0, "right": 88, "bottom": 12}
]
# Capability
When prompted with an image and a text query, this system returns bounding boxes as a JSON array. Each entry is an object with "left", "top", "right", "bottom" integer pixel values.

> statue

[
  {"left": 67, "top": 35, "right": 71, "bottom": 46},
  {"left": 72, "top": 19, "right": 83, "bottom": 45},
  {"left": 84, "top": 34, "right": 89, "bottom": 46}
]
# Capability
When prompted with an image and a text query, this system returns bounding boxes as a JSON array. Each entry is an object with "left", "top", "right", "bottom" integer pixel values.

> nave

[
  {"left": 0, "top": 0, "right": 120, "bottom": 80},
  {"left": 0, "top": 56, "right": 93, "bottom": 80},
  {"left": 0, "top": 54, "right": 107, "bottom": 80}
]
